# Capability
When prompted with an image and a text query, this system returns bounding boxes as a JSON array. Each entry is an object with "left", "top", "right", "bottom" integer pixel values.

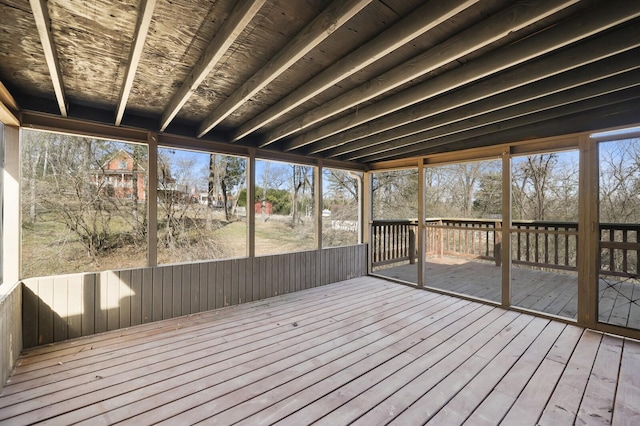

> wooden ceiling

[{"left": 1, "top": 0, "right": 640, "bottom": 167}]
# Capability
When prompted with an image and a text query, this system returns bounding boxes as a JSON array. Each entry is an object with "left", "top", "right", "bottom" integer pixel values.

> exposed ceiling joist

[
  {"left": 357, "top": 70, "right": 640, "bottom": 162},
  {"left": 270, "top": 0, "right": 581, "bottom": 149},
  {"left": 284, "top": 0, "right": 640, "bottom": 151},
  {"left": 395, "top": 98, "right": 640, "bottom": 159},
  {"left": 115, "top": 0, "right": 157, "bottom": 126},
  {"left": 326, "top": 46, "right": 640, "bottom": 159},
  {"left": 29, "top": 0, "right": 67, "bottom": 117},
  {"left": 197, "top": 0, "right": 374, "bottom": 138},
  {"left": 159, "top": 0, "right": 267, "bottom": 132},
  {"left": 231, "top": 0, "right": 480, "bottom": 143},
  {"left": 0, "top": 82, "right": 19, "bottom": 126}
]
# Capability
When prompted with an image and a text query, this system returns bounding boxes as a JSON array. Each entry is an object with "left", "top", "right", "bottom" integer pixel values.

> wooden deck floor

[
  {"left": 1, "top": 277, "right": 639, "bottom": 425},
  {"left": 375, "top": 258, "right": 640, "bottom": 328}
]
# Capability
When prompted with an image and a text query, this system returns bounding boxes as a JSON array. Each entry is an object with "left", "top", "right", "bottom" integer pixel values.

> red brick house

[{"left": 95, "top": 149, "right": 146, "bottom": 201}]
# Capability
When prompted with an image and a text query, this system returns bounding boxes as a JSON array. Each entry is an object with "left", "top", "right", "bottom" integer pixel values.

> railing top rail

[{"left": 373, "top": 217, "right": 640, "bottom": 229}]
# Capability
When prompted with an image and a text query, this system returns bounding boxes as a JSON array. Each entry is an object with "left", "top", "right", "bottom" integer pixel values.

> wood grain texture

[{"left": 3, "top": 278, "right": 639, "bottom": 424}]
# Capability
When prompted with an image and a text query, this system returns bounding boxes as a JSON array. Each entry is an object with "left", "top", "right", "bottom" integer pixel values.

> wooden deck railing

[
  {"left": 372, "top": 218, "right": 640, "bottom": 278},
  {"left": 600, "top": 222, "right": 640, "bottom": 278},
  {"left": 371, "top": 220, "right": 417, "bottom": 267}
]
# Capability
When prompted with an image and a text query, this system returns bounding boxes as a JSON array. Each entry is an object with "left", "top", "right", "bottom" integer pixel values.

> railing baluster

[
  {"left": 609, "top": 228, "right": 615, "bottom": 273},
  {"left": 554, "top": 226, "right": 559, "bottom": 266},
  {"left": 623, "top": 228, "right": 628, "bottom": 275}
]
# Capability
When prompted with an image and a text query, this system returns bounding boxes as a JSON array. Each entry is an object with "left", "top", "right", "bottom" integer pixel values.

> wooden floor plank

[
  {"left": 389, "top": 317, "right": 550, "bottom": 425},
  {"left": 1, "top": 282, "right": 419, "bottom": 423},
  {"left": 122, "top": 297, "right": 471, "bottom": 425},
  {"left": 537, "top": 329, "right": 603, "bottom": 425},
  {"left": 497, "top": 325, "right": 584, "bottom": 425},
  {"left": 576, "top": 334, "right": 623, "bottom": 425},
  {"left": 1, "top": 276, "right": 639, "bottom": 425},
  {"left": 274, "top": 305, "right": 502, "bottom": 426},
  {"left": 41, "top": 287, "right": 446, "bottom": 424},
  {"left": 351, "top": 313, "right": 532, "bottom": 426},
  {"left": 3, "top": 279, "right": 396, "bottom": 393},
  {"left": 227, "top": 305, "right": 497, "bottom": 425},
  {"left": 9, "top": 277, "right": 384, "bottom": 379},
  {"left": 612, "top": 338, "right": 640, "bottom": 426},
  {"left": 429, "top": 321, "right": 566, "bottom": 425}
]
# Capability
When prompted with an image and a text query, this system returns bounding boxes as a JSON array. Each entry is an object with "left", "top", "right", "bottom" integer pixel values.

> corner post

[{"left": 2, "top": 124, "right": 20, "bottom": 284}]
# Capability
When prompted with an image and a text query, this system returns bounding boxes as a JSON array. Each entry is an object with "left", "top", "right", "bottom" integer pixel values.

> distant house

[
  {"left": 255, "top": 201, "right": 273, "bottom": 215},
  {"left": 94, "top": 149, "right": 146, "bottom": 201}
]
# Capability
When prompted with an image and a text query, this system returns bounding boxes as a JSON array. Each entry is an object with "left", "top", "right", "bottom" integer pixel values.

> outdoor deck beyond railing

[{"left": 372, "top": 219, "right": 640, "bottom": 279}]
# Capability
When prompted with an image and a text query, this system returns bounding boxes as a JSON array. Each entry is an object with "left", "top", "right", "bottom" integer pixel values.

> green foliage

[{"left": 237, "top": 187, "right": 292, "bottom": 214}]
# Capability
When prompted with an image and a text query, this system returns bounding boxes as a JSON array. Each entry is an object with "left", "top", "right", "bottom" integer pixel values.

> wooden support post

[
  {"left": 2, "top": 125, "right": 20, "bottom": 284},
  {"left": 501, "top": 150, "right": 512, "bottom": 308},
  {"left": 363, "top": 171, "right": 373, "bottom": 275},
  {"left": 315, "top": 163, "right": 323, "bottom": 250},
  {"left": 247, "top": 149, "right": 256, "bottom": 258},
  {"left": 417, "top": 161, "right": 426, "bottom": 287},
  {"left": 146, "top": 133, "right": 157, "bottom": 267},
  {"left": 578, "top": 135, "right": 598, "bottom": 328}
]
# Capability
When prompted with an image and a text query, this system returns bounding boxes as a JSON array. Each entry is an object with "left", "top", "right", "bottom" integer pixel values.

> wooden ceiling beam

[
  {"left": 382, "top": 98, "right": 640, "bottom": 161},
  {"left": 354, "top": 69, "right": 640, "bottom": 162},
  {"left": 159, "top": 0, "right": 266, "bottom": 132},
  {"left": 29, "top": 0, "right": 67, "bottom": 117},
  {"left": 0, "top": 82, "right": 19, "bottom": 126},
  {"left": 283, "top": 0, "right": 640, "bottom": 151},
  {"left": 115, "top": 0, "right": 157, "bottom": 126},
  {"left": 268, "top": 0, "right": 580, "bottom": 149},
  {"left": 327, "top": 48, "right": 640, "bottom": 159},
  {"left": 197, "top": 0, "right": 373, "bottom": 138},
  {"left": 232, "top": 0, "right": 480, "bottom": 143}
]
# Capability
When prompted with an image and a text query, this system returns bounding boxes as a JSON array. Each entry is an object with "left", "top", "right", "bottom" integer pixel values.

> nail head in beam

[
  {"left": 30, "top": 0, "right": 68, "bottom": 117},
  {"left": 159, "top": 0, "right": 266, "bottom": 132},
  {"left": 115, "top": 0, "right": 157, "bottom": 127},
  {"left": 197, "top": 0, "right": 374, "bottom": 138}
]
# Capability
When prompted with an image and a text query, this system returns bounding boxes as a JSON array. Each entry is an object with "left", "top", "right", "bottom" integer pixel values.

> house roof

[{"left": 1, "top": 0, "right": 639, "bottom": 168}]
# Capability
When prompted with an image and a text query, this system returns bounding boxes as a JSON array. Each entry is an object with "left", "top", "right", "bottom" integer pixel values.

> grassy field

[{"left": 22, "top": 210, "right": 356, "bottom": 278}]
